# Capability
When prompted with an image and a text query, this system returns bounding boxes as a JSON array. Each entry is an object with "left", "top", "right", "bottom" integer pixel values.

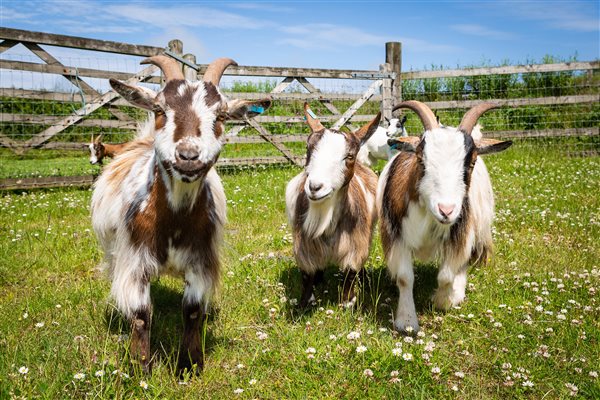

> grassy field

[{"left": 0, "top": 144, "right": 598, "bottom": 399}]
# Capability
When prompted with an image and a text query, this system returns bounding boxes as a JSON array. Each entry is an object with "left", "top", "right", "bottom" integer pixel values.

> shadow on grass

[
  {"left": 276, "top": 260, "right": 441, "bottom": 327},
  {"left": 103, "top": 279, "right": 223, "bottom": 374}
]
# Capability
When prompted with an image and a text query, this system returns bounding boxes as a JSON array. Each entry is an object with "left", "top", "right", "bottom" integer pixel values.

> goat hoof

[{"left": 177, "top": 357, "right": 203, "bottom": 377}]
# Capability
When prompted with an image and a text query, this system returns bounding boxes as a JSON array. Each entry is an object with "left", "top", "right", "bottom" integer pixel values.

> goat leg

[
  {"left": 130, "top": 307, "right": 152, "bottom": 374},
  {"left": 299, "top": 271, "right": 316, "bottom": 307},
  {"left": 177, "top": 301, "right": 206, "bottom": 375},
  {"left": 342, "top": 270, "right": 358, "bottom": 308}
]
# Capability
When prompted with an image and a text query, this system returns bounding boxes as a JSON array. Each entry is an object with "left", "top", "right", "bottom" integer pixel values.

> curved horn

[
  {"left": 141, "top": 55, "right": 184, "bottom": 82},
  {"left": 203, "top": 57, "right": 237, "bottom": 86},
  {"left": 458, "top": 103, "right": 499, "bottom": 135},
  {"left": 392, "top": 100, "right": 439, "bottom": 131}
]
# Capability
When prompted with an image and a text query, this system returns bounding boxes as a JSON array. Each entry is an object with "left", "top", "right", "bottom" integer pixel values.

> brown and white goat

[
  {"left": 285, "top": 103, "right": 380, "bottom": 307},
  {"left": 378, "top": 101, "right": 511, "bottom": 333},
  {"left": 89, "top": 134, "right": 129, "bottom": 165},
  {"left": 91, "top": 55, "right": 270, "bottom": 374}
]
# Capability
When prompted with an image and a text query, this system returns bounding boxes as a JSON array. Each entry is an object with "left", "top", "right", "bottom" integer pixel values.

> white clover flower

[
  {"left": 94, "top": 370, "right": 104, "bottom": 377},
  {"left": 363, "top": 369, "right": 374, "bottom": 377},
  {"left": 431, "top": 366, "right": 441, "bottom": 374},
  {"left": 234, "top": 388, "right": 244, "bottom": 394},
  {"left": 403, "top": 336, "right": 414, "bottom": 343},
  {"left": 35, "top": 322, "right": 44, "bottom": 328},
  {"left": 356, "top": 345, "right": 367, "bottom": 353},
  {"left": 249, "top": 379, "right": 257, "bottom": 385},
  {"left": 589, "top": 371, "right": 598, "bottom": 378},
  {"left": 522, "top": 380, "right": 534, "bottom": 388},
  {"left": 305, "top": 347, "right": 316, "bottom": 354},
  {"left": 256, "top": 331, "right": 268, "bottom": 340},
  {"left": 236, "top": 363, "right": 245, "bottom": 369},
  {"left": 455, "top": 371, "right": 465, "bottom": 379},
  {"left": 73, "top": 372, "right": 86, "bottom": 380},
  {"left": 325, "top": 309, "right": 334, "bottom": 315},
  {"left": 329, "top": 334, "right": 337, "bottom": 340},
  {"left": 347, "top": 331, "right": 360, "bottom": 340},
  {"left": 22, "top": 312, "right": 28, "bottom": 319},
  {"left": 451, "top": 385, "right": 459, "bottom": 391},
  {"left": 139, "top": 380, "right": 148, "bottom": 389},
  {"left": 502, "top": 363, "right": 512, "bottom": 370},
  {"left": 402, "top": 353, "right": 413, "bottom": 361},
  {"left": 18, "top": 366, "right": 28, "bottom": 375},
  {"left": 390, "top": 370, "right": 399, "bottom": 377},
  {"left": 392, "top": 348, "right": 402, "bottom": 356}
]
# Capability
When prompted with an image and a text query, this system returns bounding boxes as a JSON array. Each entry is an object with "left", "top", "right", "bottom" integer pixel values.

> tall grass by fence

[{"left": 0, "top": 27, "right": 598, "bottom": 190}]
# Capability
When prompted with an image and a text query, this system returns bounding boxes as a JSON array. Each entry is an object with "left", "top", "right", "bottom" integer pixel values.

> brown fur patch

[
  {"left": 292, "top": 164, "right": 377, "bottom": 273},
  {"left": 126, "top": 171, "right": 221, "bottom": 285},
  {"left": 380, "top": 151, "right": 423, "bottom": 258}
]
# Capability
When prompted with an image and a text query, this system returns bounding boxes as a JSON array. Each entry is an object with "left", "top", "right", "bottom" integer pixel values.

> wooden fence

[{"left": 0, "top": 27, "right": 598, "bottom": 190}]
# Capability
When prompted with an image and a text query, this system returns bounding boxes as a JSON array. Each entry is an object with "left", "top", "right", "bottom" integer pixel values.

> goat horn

[
  {"left": 458, "top": 103, "right": 499, "bottom": 135},
  {"left": 141, "top": 55, "right": 184, "bottom": 82},
  {"left": 392, "top": 100, "right": 439, "bottom": 131},
  {"left": 203, "top": 57, "right": 237, "bottom": 86}
]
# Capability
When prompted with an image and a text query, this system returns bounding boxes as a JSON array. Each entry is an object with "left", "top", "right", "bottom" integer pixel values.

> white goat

[
  {"left": 357, "top": 116, "right": 407, "bottom": 167},
  {"left": 285, "top": 103, "right": 380, "bottom": 307},
  {"left": 378, "top": 101, "right": 512, "bottom": 333},
  {"left": 91, "top": 55, "right": 270, "bottom": 374}
]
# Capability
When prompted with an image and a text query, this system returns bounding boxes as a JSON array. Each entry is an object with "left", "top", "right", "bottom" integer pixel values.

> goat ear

[
  {"left": 225, "top": 98, "right": 271, "bottom": 120},
  {"left": 109, "top": 79, "right": 160, "bottom": 112},
  {"left": 476, "top": 139, "right": 512, "bottom": 155},
  {"left": 355, "top": 112, "right": 381, "bottom": 146},
  {"left": 388, "top": 136, "right": 420, "bottom": 152},
  {"left": 304, "top": 103, "right": 325, "bottom": 132}
]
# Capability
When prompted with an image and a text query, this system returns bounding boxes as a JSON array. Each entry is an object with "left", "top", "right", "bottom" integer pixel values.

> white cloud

[
  {"left": 450, "top": 24, "right": 516, "bottom": 39},
  {"left": 105, "top": 4, "right": 271, "bottom": 30}
]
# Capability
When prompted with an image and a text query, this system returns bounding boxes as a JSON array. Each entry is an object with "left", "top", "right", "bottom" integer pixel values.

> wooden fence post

[
  {"left": 183, "top": 53, "right": 197, "bottom": 81},
  {"left": 380, "top": 63, "right": 393, "bottom": 124},
  {"left": 166, "top": 39, "right": 183, "bottom": 87},
  {"left": 386, "top": 42, "right": 402, "bottom": 104}
]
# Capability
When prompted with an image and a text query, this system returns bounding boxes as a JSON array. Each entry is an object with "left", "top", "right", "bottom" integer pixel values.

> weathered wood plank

[
  {"left": 0, "top": 27, "right": 164, "bottom": 57},
  {"left": 0, "top": 174, "right": 96, "bottom": 190},
  {"left": 332, "top": 80, "right": 382, "bottom": 129},
  {"left": 0, "top": 39, "right": 18, "bottom": 54},
  {"left": 1, "top": 113, "right": 139, "bottom": 129},
  {"left": 0, "top": 88, "right": 141, "bottom": 106},
  {"left": 197, "top": 64, "right": 388, "bottom": 79},
  {"left": 0, "top": 59, "right": 162, "bottom": 84},
  {"left": 22, "top": 64, "right": 157, "bottom": 149},
  {"left": 402, "top": 61, "right": 599, "bottom": 80},
  {"left": 487, "top": 127, "right": 599, "bottom": 139},
  {"left": 424, "top": 94, "right": 600, "bottom": 110}
]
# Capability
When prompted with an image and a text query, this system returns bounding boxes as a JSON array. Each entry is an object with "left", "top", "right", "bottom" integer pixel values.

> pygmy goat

[
  {"left": 378, "top": 100, "right": 512, "bottom": 333},
  {"left": 357, "top": 116, "right": 407, "bottom": 167},
  {"left": 91, "top": 55, "right": 270, "bottom": 374},
  {"left": 286, "top": 103, "right": 380, "bottom": 307},
  {"left": 89, "top": 134, "right": 129, "bottom": 165}
]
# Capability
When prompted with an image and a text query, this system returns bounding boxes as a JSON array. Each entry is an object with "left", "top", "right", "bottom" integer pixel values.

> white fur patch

[
  {"left": 304, "top": 131, "right": 348, "bottom": 201},
  {"left": 419, "top": 128, "right": 468, "bottom": 223}
]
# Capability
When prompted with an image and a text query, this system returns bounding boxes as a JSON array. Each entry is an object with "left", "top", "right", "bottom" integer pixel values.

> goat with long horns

[
  {"left": 378, "top": 100, "right": 511, "bottom": 333},
  {"left": 91, "top": 55, "right": 271, "bottom": 374}
]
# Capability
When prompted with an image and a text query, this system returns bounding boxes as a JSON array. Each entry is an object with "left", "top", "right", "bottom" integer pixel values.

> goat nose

[
  {"left": 176, "top": 145, "right": 199, "bottom": 161},
  {"left": 438, "top": 203, "right": 455, "bottom": 218},
  {"left": 309, "top": 182, "right": 323, "bottom": 193}
]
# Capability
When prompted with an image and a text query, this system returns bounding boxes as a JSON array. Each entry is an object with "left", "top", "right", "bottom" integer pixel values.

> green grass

[{"left": 0, "top": 145, "right": 599, "bottom": 399}]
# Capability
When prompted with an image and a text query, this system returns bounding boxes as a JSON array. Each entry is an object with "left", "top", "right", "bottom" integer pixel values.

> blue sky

[{"left": 1, "top": 0, "right": 599, "bottom": 71}]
